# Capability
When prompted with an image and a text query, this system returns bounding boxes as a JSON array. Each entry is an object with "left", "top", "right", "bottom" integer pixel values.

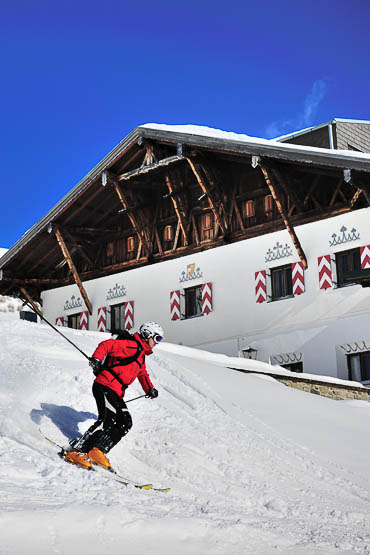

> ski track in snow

[{"left": 0, "top": 315, "right": 370, "bottom": 554}]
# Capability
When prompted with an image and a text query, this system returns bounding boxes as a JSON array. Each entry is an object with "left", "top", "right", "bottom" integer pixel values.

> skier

[{"left": 65, "top": 321, "right": 163, "bottom": 470}]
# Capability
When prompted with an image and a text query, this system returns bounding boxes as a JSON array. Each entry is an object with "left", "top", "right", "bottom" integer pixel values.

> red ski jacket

[{"left": 92, "top": 332, "right": 154, "bottom": 398}]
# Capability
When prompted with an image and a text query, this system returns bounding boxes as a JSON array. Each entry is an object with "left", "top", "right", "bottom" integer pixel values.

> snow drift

[{"left": 1, "top": 313, "right": 370, "bottom": 555}]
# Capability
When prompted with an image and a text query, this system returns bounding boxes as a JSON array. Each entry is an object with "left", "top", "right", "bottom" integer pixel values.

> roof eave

[{"left": 2, "top": 124, "right": 370, "bottom": 269}]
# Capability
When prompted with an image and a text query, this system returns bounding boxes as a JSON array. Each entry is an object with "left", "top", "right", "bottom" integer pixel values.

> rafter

[
  {"left": 270, "top": 167, "right": 303, "bottom": 216},
  {"left": 54, "top": 227, "right": 93, "bottom": 315},
  {"left": 259, "top": 164, "right": 308, "bottom": 269},
  {"left": 110, "top": 155, "right": 184, "bottom": 183},
  {"left": 111, "top": 181, "right": 152, "bottom": 257},
  {"left": 165, "top": 174, "right": 189, "bottom": 246},
  {"left": 186, "top": 158, "right": 227, "bottom": 236}
]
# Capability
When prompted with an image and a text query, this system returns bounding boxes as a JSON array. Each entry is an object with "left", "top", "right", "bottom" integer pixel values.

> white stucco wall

[{"left": 41, "top": 207, "right": 370, "bottom": 379}]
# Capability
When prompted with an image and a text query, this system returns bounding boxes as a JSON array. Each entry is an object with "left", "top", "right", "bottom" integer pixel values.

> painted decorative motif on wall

[
  {"left": 329, "top": 226, "right": 360, "bottom": 247},
  {"left": 179, "top": 263, "right": 203, "bottom": 283},
  {"left": 339, "top": 340, "right": 370, "bottom": 354},
  {"left": 106, "top": 283, "right": 127, "bottom": 301},
  {"left": 265, "top": 242, "right": 292, "bottom": 263},
  {"left": 270, "top": 352, "right": 303, "bottom": 365},
  {"left": 64, "top": 295, "right": 83, "bottom": 311}
]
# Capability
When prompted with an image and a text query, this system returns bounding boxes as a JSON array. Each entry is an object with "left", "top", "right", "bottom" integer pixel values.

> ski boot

[
  {"left": 88, "top": 447, "right": 111, "bottom": 470},
  {"left": 64, "top": 449, "right": 92, "bottom": 470}
]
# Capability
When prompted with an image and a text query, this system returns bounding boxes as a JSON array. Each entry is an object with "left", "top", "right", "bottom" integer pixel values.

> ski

[{"left": 39, "top": 429, "right": 170, "bottom": 492}]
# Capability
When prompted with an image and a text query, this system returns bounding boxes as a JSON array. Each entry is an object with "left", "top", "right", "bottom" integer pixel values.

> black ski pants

[{"left": 81, "top": 382, "right": 133, "bottom": 454}]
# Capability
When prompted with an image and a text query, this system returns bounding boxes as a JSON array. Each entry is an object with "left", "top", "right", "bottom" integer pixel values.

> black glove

[
  {"left": 147, "top": 387, "right": 158, "bottom": 399},
  {"left": 89, "top": 357, "right": 102, "bottom": 376}
]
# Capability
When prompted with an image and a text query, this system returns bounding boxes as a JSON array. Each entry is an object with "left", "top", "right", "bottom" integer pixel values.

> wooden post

[
  {"left": 165, "top": 175, "right": 189, "bottom": 246},
  {"left": 20, "top": 287, "right": 43, "bottom": 318},
  {"left": 113, "top": 182, "right": 151, "bottom": 256},
  {"left": 186, "top": 158, "right": 227, "bottom": 236},
  {"left": 54, "top": 227, "right": 93, "bottom": 315},
  {"left": 259, "top": 165, "right": 308, "bottom": 269}
]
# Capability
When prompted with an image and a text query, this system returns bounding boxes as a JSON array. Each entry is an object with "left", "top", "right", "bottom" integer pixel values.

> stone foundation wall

[
  {"left": 277, "top": 376, "right": 370, "bottom": 401},
  {"left": 229, "top": 367, "right": 370, "bottom": 401}
]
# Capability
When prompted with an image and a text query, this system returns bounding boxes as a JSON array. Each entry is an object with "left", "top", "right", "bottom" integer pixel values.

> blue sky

[{"left": 1, "top": 0, "right": 369, "bottom": 248}]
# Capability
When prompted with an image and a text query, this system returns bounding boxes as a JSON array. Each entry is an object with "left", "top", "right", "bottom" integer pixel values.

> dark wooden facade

[{"left": 1, "top": 125, "right": 370, "bottom": 310}]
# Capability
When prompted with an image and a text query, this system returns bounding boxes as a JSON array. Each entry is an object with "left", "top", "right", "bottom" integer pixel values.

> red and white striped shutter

[
  {"left": 124, "top": 301, "right": 134, "bottom": 330},
  {"left": 55, "top": 316, "right": 65, "bottom": 327},
  {"left": 202, "top": 282, "right": 213, "bottom": 314},
  {"left": 360, "top": 245, "right": 370, "bottom": 269},
  {"left": 255, "top": 271, "right": 267, "bottom": 303},
  {"left": 292, "top": 262, "right": 305, "bottom": 295},
  {"left": 97, "top": 307, "right": 107, "bottom": 332},
  {"left": 318, "top": 255, "right": 333, "bottom": 290},
  {"left": 79, "top": 311, "right": 89, "bottom": 330},
  {"left": 170, "top": 290, "right": 180, "bottom": 321},
  {"left": 106, "top": 305, "right": 112, "bottom": 332}
]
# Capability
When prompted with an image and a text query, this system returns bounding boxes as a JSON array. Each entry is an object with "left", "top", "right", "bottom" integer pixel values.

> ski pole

[
  {"left": 125, "top": 394, "right": 148, "bottom": 404},
  {"left": 22, "top": 300, "right": 90, "bottom": 361}
]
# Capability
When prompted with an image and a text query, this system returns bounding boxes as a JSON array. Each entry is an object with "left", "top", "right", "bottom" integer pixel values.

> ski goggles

[{"left": 153, "top": 334, "right": 163, "bottom": 344}]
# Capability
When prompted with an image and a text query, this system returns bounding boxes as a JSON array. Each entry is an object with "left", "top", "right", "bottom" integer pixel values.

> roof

[
  {"left": 1, "top": 123, "right": 370, "bottom": 273},
  {"left": 275, "top": 118, "right": 370, "bottom": 142}
]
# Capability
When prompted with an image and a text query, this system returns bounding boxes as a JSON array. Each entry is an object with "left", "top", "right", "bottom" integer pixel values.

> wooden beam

[
  {"left": 165, "top": 175, "right": 189, "bottom": 246},
  {"left": 186, "top": 158, "right": 227, "bottom": 236},
  {"left": 303, "top": 175, "right": 321, "bottom": 209},
  {"left": 270, "top": 167, "right": 303, "bottom": 215},
  {"left": 112, "top": 182, "right": 152, "bottom": 256},
  {"left": 19, "top": 287, "right": 43, "bottom": 318},
  {"left": 349, "top": 187, "right": 363, "bottom": 209},
  {"left": 172, "top": 220, "right": 181, "bottom": 251},
  {"left": 114, "top": 155, "right": 184, "bottom": 182},
  {"left": 259, "top": 164, "right": 308, "bottom": 269},
  {"left": 54, "top": 227, "right": 93, "bottom": 315}
]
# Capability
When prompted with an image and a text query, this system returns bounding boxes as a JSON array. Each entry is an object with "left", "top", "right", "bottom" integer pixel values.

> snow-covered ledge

[{"left": 228, "top": 366, "right": 370, "bottom": 402}]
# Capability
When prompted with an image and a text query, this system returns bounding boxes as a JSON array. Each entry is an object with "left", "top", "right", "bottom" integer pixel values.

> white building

[{"left": 1, "top": 122, "right": 370, "bottom": 383}]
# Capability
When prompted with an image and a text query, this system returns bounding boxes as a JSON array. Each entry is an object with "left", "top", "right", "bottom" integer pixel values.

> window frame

[
  {"left": 67, "top": 313, "right": 81, "bottom": 329},
  {"left": 347, "top": 351, "right": 370, "bottom": 383},
  {"left": 335, "top": 247, "right": 361, "bottom": 288},
  {"left": 110, "top": 302, "right": 125, "bottom": 333},
  {"left": 270, "top": 264, "right": 294, "bottom": 301},
  {"left": 280, "top": 362, "right": 303, "bottom": 373},
  {"left": 183, "top": 285, "right": 203, "bottom": 319},
  {"left": 200, "top": 212, "right": 213, "bottom": 241}
]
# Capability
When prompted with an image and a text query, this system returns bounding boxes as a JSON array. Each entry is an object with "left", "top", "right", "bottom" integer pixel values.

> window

[
  {"left": 127, "top": 236, "right": 135, "bottom": 252},
  {"left": 106, "top": 242, "right": 114, "bottom": 257},
  {"left": 127, "top": 236, "right": 135, "bottom": 260},
  {"left": 244, "top": 200, "right": 255, "bottom": 218},
  {"left": 111, "top": 303, "right": 125, "bottom": 332},
  {"left": 335, "top": 248, "right": 361, "bottom": 287},
  {"left": 164, "top": 225, "right": 174, "bottom": 242},
  {"left": 348, "top": 352, "right": 370, "bottom": 382},
  {"left": 243, "top": 200, "right": 256, "bottom": 225},
  {"left": 184, "top": 285, "right": 203, "bottom": 319},
  {"left": 280, "top": 362, "right": 303, "bottom": 373},
  {"left": 68, "top": 313, "right": 80, "bottom": 329},
  {"left": 201, "top": 212, "right": 213, "bottom": 241},
  {"left": 264, "top": 194, "right": 274, "bottom": 220},
  {"left": 271, "top": 264, "right": 293, "bottom": 300}
]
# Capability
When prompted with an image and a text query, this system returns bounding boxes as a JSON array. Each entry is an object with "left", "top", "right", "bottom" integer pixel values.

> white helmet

[{"left": 139, "top": 321, "right": 164, "bottom": 343}]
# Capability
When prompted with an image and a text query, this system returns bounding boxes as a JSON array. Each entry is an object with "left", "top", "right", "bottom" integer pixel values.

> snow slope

[{"left": 1, "top": 314, "right": 370, "bottom": 555}]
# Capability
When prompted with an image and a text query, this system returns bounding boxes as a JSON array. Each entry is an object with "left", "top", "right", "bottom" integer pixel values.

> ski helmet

[{"left": 139, "top": 321, "right": 164, "bottom": 343}]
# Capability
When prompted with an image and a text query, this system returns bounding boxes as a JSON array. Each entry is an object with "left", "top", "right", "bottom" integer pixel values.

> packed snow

[{"left": 1, "top": 312, "right": 370, "bottom": 555}]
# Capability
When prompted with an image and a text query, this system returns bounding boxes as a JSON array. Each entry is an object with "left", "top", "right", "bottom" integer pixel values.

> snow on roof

[
  {"left": 0, "top": 248, "right": 8, "bottom": 259},
  {"left": 140, "top": 122, "right": 370, "bottom": 162}
]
